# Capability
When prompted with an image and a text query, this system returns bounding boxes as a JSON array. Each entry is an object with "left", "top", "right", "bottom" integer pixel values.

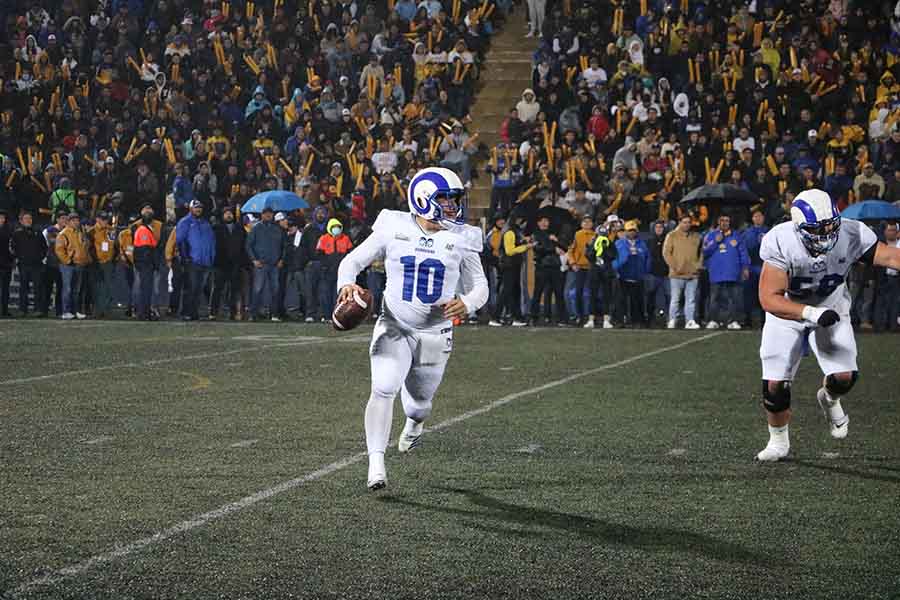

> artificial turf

[{"left": 2, "top": 320, "right": 899, "bottom": 599}]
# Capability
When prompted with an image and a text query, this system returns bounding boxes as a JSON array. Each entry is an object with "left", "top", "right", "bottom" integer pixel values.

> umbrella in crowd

[
  {"left": 241, "top": 191, "right": 309, "bottom": 214},
  {"left": 839, "top": 200, "right": 900, "bottom": 222},
  {"left": 679, "top": 184, "right": 760, "bottom": 206}
]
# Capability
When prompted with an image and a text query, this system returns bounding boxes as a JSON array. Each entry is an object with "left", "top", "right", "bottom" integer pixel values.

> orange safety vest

[
  {"left": 133, "top": 224, "right": 158, "bottom": 248},
  {"left": 317, "top": 233, "right": 352, "bottom": 255}
]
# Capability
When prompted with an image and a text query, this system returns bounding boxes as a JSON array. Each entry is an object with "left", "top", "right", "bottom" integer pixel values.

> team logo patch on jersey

[
  {"left": 418, "top": 237, "right": 434, "bottom": 248},
  {"left": 810, "top": 261, "right": 826, "bottom": 273},
  {"left": 730, "top": 239, "right": 737, "bottom": 247},
  {"left": 445, "top": 243, "right": 454, "bottom": 251}
]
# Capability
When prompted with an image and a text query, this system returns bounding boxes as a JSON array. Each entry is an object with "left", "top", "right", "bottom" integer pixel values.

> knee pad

[
  {"left": 762, "top": 380, "right": 791, "bottom": 413},
  {"left": 825, "top": 371, "right": 858, "bottom": 396}
]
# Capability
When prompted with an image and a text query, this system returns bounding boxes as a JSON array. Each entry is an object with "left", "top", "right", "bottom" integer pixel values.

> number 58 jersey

[
  {"left": 337, "top": 210, "right": 488, "bottom": 332},
  {"left": 759, "top": 219, "right": 877, "bottom": 314}
]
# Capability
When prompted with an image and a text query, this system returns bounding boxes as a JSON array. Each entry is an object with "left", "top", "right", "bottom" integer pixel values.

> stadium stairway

[{"left": 468, "top": 7, "right": 535, "bottom": 224}]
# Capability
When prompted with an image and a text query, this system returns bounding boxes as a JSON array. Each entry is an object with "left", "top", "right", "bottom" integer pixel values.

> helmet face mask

[
  {"left": 797, "top": 215, "right": 840, "bottom": 255},
  {"left": 791, "top": 189, "right": 840, "bottom": 256}
]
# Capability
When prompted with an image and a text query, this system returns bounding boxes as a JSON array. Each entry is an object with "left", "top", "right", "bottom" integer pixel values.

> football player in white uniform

[
  {"left": 336, "top": 167, "right": 489, "bottom": 490},
  {"left": 756, "top": 189, "right": 900, "bottom": 461}
]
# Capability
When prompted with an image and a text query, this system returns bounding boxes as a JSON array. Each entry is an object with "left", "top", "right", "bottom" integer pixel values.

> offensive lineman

[
  {"left": 336, "top": 167, "right": 489, "bottom": 490},
  {"left": 756, "top": 189, "right": 900, "bottom": 461}
]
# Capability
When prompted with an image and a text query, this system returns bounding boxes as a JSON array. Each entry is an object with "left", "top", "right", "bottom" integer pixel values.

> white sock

[
  {"left": 368, "top": 451, "right": 385, "bottom": 472},
  {"left": 365, "top": 391, "right": 394, "bottom": 455},
  {"left": 768, "top": 424, "right": 789, "bottom": 448},
  {"left": 822, "top": 389, "right": 847, "bottom": 423}
]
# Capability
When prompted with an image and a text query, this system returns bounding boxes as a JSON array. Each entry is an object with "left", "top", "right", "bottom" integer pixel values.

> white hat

[
  {"left": 807, "top": 129, "right": 818, "bottom": 138},
  {"left": 605, "top": 214, "right": 620, "bottom": 224},
  {"left": 274, "top": 212, "right": 287, "bottom": 221}
]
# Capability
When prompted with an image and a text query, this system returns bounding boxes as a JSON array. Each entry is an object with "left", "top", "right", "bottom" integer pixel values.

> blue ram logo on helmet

[{"left": 407, "top": 167, "right": 467, "bottom": 227}]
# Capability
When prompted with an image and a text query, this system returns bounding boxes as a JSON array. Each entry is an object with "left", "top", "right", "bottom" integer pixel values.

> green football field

[{"left": 2, "top": 320, "right": 899, "bottom": 599}]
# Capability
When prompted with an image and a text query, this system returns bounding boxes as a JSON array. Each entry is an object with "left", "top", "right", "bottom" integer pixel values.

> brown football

[{"left": 332, "top": 288, "right": 374, "bottom": 331}]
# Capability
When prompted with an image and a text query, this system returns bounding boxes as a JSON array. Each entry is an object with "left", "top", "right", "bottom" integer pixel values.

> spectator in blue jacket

[
  {"left": 741, "top": 209, "right": 769, "bottom": 327},
  {"left": 246, "top": 207, "right": 286, "bottom": 321},
  {"left": 702, "top": 214, "right": 749, "bottom": 330},
  {"left": 171, "top": 163, "right": 195, "bottom": 216},
  {"left": 176, "top": 200, "right": 216, "bottom": 321},
  {"left": 613, "top": 220, "right": 651, "bottom": 327}
]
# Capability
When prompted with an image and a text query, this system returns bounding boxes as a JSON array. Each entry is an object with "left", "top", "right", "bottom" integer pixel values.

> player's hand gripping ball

[{"left": 333, "top": 286, "right": 374, "bottom": 331}]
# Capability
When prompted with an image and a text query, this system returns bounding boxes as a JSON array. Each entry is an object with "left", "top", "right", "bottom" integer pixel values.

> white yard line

[
  {"left": 12, "top": 331, "right": 723, "bottom": 595},
  {"left": 229, "top": 439, "right": 259, "bottom": 449},
  {"left": 1, "top": 334, "right": 370, "bottom": 386},
  {"left": 82, "top": 436, "right": 114, "bottom": 446}
]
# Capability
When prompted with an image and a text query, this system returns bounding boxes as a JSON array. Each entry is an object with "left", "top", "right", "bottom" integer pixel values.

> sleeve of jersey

[
  {"left": 758, "top": 229, "right": 788, "bottom": 271},
  {"left": 336, "top": 229, "right": 387, "bottom": 290},
  {"left": 458, "top": 251, "right": 489, "bottom": 313}
]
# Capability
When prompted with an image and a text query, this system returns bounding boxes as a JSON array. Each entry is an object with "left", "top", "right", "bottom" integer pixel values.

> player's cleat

[
  {"left": 511, "top": 320, "right": 528, "bottom": 327},
  {"left": 667, "top": 318, "right": 677, "bottom": 329},
  {"left": 398, "top": 417, "right": 424, "bottom": 453},
  {"left": 488, "top": 319, "right": 503, "bottom": 327},
  {"left": 685, "top": 320, "right": 700, "bottom": 329},
  {"left": 817, "top": 387, "right": 849, "bottom": 439},
  {"left": 75, "top": 312, "right": 87, "bottom": 320},
  {"left": 583, "top": 316, "right": 595, "bottom": 329},
  {"left": 727, "top": 321, "right": 742, "bottom": 330},
  {"left": 61, "top": 312, "right": 75, "bottom": 320},
  {"left": 602, "top": 315, "right": 614, "bottom": 329},
  {"left": 755, "top": 442, "right": 790, "bottom": 462},
  {"left": 367, "top": 454, "right": 387, "bottom": 491},
  {"left": 706, "top": 320, "right": 720, "bottom": 329}
]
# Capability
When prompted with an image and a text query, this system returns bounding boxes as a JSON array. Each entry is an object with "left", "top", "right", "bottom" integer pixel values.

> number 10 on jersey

[{"left": 400, "top": 256, "right": 445, "bottom": 303}]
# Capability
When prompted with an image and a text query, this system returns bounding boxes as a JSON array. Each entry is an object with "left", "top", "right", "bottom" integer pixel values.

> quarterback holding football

[
  {"left": 756, "top": 189, "right": 900, "bottom": 461},
  {"left": 336, "top": 167, "right": 489, "bottom": 490}
]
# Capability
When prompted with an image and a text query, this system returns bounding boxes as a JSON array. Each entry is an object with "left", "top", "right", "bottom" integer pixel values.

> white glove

[{"left": 802, "top": 305, "right": 840, "bottom": 328}]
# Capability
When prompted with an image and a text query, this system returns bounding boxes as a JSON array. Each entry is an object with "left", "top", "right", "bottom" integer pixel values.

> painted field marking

[
  {"left": 12, "top": 332, "right": 724, "bottom": 595},
  {"left": 667, "top": 448, "right": 687, "bottom": 457},
  {"left": 229, "top": 439, "right": 259, "bottom": 449},
  {"left": 82, "top": 436, "right": 114, "bottom": 446},
  {"left": 1, "top": 334, "right": 370, "bottom": 386}
]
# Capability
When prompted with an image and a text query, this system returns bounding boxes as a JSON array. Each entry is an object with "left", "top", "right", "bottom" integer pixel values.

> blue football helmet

[
  {"left": 791, "top": 189, "right": 841, "bottom": 256},
  {"left": 407, "top": 167, "right": 467, "bottom": 227}
]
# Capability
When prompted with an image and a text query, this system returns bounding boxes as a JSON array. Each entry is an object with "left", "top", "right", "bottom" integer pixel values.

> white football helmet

[
  {"left": 791, "top": 189, "right": 841, "bottom": 256},
  {"left": 407, "top": 166, "right": 467, "bottom": 227}
]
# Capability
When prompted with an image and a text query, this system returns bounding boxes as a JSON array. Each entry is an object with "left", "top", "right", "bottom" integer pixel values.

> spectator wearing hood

[
  {"left": 176, "top": 200, "right": 216, "bottom": 321},
  {"left": 516, "top": 89, "right": 540, "bottom": 123},
  {"left": 613, "top": 136, "right": 639, "bottom": 172},
  {"left": 315, "top": 217, "right": 353, "bottom": 320},
  {"left": 246, "top": 206, "right": 285, "bottom": 321},
  {"left": 245, "top": 86, "right": 273, "bottom": 120},
  {"left": 530, "top": 214, "right": 568, "bottom": 325},
  {"left": 171, "top": 163, "right": 195, "bottom": 214},
  {"left": 645, "top": 220, "right": 670, "bottom": 324}
]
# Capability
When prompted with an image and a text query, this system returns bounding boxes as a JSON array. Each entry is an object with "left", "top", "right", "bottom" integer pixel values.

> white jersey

[
  {"left": 759, "top": 219, "right": 877, "bottom": 314},
  {"left": 337, "top": 210, "right": 489, "bottom": 331}
]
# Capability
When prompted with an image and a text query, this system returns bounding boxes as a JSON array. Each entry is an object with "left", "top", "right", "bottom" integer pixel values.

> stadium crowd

[
  {"left": 0, "top": 0, "right": 506, "bottom": 321},
  {"left": 481, "top": 0, "right": 900, "bottom": 332},
  {"left": 1, "top": 0, "right": 900, "bottom": 333}
]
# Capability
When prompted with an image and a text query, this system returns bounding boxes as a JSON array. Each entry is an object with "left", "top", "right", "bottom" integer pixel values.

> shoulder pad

[
  {"left": 457, "top": 224, "right": 484, "bottom": 253},
  {"left": 373, "top": 210, "right": 408, "bottom": 234}
]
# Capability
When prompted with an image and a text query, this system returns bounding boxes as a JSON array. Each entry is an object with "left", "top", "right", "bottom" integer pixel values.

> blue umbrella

[
  {"left": 840, "top": 200, "right": 900, "bottom": 222},
  {"left": 241, "top": 190, "right": 309, "bottom": 213}
]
